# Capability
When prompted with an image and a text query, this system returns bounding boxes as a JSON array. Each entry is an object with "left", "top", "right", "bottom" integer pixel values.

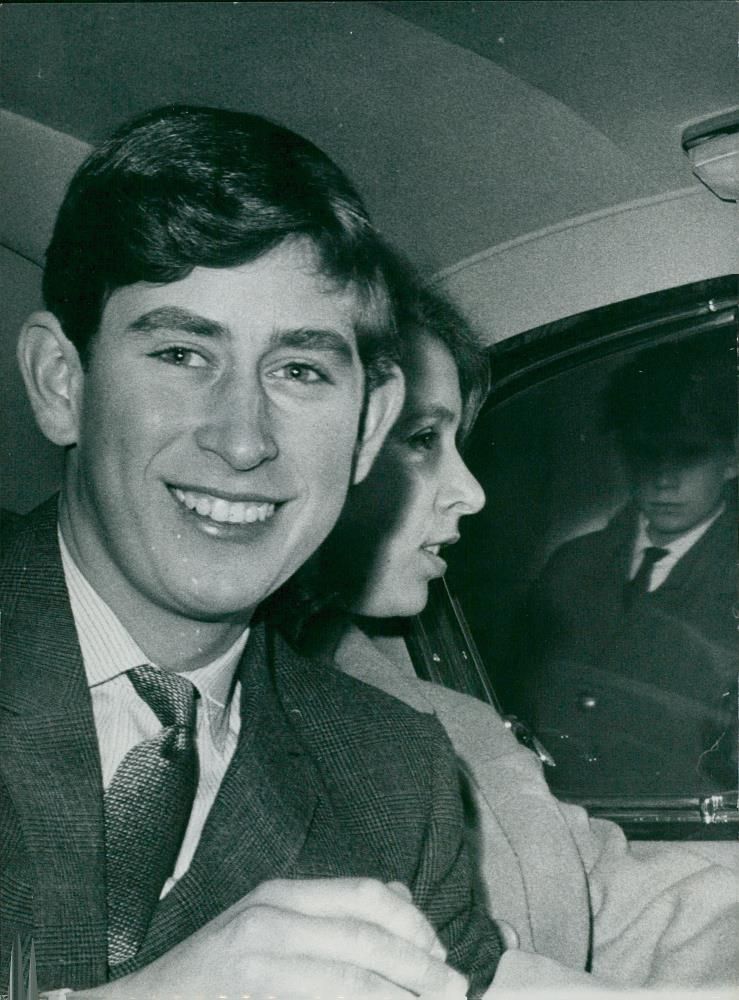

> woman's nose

[
  {"left": 441, "top": 451, "right": 486, "bottom": 515},
  {"left": 195, "top": 379, "right": 279, "bottom": 470}
]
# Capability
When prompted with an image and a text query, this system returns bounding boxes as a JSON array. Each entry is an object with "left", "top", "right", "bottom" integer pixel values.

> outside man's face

[
  {"left": 628, "top": 451, "right": 734, "bottom": 542},
  {"left": 61, "top": 240, "right": 369, "bottom": 639}
]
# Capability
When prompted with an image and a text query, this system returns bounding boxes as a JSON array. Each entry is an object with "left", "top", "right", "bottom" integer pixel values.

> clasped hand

[{"left": 90, "top": 877, "right": 469, "bottom": 999}]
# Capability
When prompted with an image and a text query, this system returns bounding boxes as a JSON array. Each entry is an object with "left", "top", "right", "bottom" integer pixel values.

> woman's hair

[
  {"left": 260, "top": 258, "right": 490, "bottom": 643},
  {"left": 43, "top": 104, "right": 397, "bottom": 383},
  {"left": 388, "top": 254, "right": 490, "bottom": 441}
]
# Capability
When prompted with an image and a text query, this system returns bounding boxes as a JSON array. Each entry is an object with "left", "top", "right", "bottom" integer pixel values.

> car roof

[{"left": 1, "top": 1, "right": 734, "bottom": 271}]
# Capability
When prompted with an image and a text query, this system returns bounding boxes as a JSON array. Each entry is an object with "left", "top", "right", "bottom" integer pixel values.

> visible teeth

[
  {"left": 173, "top": 488, "right": 276, "bottom": 525},
  {"left": 211, "top": 499, "right": 230, "bottom": 522},
  {"left": 424, "top": 544, "right": 440, "bottom": 556},
  {"left": 227, "top": 503, "right": 245, "bottom": 523}
]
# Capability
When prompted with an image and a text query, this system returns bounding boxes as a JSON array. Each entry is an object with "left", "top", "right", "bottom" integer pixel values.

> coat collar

[
  {"left": 0, "top": 497, "right": 109, "bottom": 987},
  {"left": 0, "top": 496, "right": 90, "bottom": 716}
]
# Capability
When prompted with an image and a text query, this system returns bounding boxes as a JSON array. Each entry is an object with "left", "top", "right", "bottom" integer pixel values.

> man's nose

[
  {"left": 651, "top": 464, "right": 682, "bottom": 491},
  {"left": 440, "top": 451, "right": 486, "bottom": 516},
  {"left": 195, "top": 376, "right": 278, "bottom": 470}
]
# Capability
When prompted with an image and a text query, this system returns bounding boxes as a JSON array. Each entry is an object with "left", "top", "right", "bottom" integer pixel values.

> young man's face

[
  {"left": 627, "top": 450, "right": 734, "bottom": 542},
  {"left": 60, "top": 240, "right": 380, "bottom": 637}
]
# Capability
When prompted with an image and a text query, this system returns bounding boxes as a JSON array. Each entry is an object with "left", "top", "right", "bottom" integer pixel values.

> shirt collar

[
  {"left": 184, "top": 633, "right": 248, "bottom": 750},
  {"left": 635, "top": 501, "right": 725, "bottom": 560},
  {"left": 58, "top": 527, "right": 247, "bottom": 750}
]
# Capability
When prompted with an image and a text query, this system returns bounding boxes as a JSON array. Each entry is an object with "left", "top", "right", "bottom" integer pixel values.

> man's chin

[{"left": 165, "top": 575, "right": 274, "bottom": 623}]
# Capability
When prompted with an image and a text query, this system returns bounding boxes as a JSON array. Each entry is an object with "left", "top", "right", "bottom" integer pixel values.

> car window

[{"left": 426, "top": 277, "right": 737, "bottom": 834}]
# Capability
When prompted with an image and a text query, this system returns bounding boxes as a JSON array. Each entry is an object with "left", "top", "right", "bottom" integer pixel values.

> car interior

[{"left": 1, "top": 1, "right": 736, "bottom": 849}]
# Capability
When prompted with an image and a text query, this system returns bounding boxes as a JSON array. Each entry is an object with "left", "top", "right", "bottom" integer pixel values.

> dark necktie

[
  {"left": 104, "top": 665, "right": 199, "bottom": 972},
  {"left": 624, "top": 545, "right": 669, "bottom": 608}
]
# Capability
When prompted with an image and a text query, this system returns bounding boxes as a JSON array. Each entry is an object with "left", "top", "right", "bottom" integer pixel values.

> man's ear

[
  {"left": 17, "top": 311, "right": 84, "bottom": 446},
  {"left": 352, "top": 364, "right": 405, "bottom": 485}
]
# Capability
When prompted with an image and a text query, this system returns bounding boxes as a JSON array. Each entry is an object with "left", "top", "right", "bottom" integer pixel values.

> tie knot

[
  {"left": 128, "top": 664, "right": 197, "bottom": 729},
  {"left": 642, "top": 545, "right": 669, "bottom": 567}
]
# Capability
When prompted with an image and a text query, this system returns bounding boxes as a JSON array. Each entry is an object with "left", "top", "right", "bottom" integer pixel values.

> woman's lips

[
  {"left": 420, "top": 547, "right": 448, "bottom": 574},
  {"left": 420, "top": 537, "right": 458, "bottom": 574}
]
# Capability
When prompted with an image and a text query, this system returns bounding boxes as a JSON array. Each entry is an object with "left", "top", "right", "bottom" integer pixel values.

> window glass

[{"left": 446, "top": 300, "right": 737, "bottom": 803}]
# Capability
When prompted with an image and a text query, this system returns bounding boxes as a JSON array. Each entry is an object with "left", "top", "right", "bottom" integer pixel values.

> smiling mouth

[
  {"left": 171, "top": 487, "right": 277, "bottom": 525},
  {"left": 421, "top": 535, "right": 460, "bottom": 557}
]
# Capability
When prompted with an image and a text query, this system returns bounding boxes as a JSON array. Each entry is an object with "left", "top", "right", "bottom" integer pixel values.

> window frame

[{"left": 406, "top": 275, "right": 738, "bottom": 840}]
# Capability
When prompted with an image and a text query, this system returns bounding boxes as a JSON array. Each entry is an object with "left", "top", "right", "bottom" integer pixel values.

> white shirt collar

[
  {"left": 58, "top": 527, "right": 247, "bottom": 748},
  {"left": 634, "top": 501, "right": 725, "bottom": 562}
]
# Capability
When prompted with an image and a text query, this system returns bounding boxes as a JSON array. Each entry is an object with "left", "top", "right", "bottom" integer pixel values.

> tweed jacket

[
  {"left": 335, "top": 625, "right": 739, "bottom": 992},
  {"left": 0, "top": 500, "right": 501, "bottom": 995}
]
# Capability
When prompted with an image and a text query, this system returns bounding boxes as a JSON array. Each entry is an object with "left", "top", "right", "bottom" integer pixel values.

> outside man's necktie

[
  {"left": 104, "top": 664, "right": 198, "bottom": 972},
  {"left": 624, "top": 545, "right": 669, "bottom": 608}
]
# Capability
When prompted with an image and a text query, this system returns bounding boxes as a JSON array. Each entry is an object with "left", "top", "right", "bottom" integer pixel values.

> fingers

[
  {"left": 112, "top": 878, "right": 469, "bottom": 999},
  {"left": 385, "top": 881, "right": 445, "bottom": 961},
  {"left": 235, "top": 909, "right": 467, "bottom": 997},
  {"left": 387, "top": 880, "right": 412, "bottom": 900},
  {"left": 238, "top": 953, "right": 456, "bottom": 999},
  {"left": 243, "top": 876, "right": 446, "bottom": 960}
]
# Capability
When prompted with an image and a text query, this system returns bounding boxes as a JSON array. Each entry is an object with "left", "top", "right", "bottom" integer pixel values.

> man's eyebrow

[
  {"left": 125, "top": 309, "right": 355, "bottom": 364},
  {"left": 126, "top": 307, "right": 230, "bottom": 339},
  {"left": 268, "top": 327, "right": 355, "bottom": 365}
]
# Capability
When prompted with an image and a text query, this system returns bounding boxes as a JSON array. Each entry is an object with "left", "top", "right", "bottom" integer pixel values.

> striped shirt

[{"left": 59, "top": 529, "right": 246, "bottom": 894}]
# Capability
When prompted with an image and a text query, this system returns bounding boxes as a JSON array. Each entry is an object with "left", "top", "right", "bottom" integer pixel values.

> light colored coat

[{"left": 335, "top": 625, "right": 739, "bottom": 992}]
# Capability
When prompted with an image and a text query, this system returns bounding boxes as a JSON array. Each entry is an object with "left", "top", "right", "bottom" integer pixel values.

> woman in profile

[{"left": 267, "top": 264, "right": 738, "bottom": 991}]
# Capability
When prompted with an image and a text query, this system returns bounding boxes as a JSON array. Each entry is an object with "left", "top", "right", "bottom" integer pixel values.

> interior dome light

[{"left": 682, "top": 109, "right": 739, "bottom": 202}]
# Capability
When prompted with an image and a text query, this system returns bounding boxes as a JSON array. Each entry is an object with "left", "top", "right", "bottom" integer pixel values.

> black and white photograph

[{"left": 1, "top": 3, "right": 736, "bottom": 998}]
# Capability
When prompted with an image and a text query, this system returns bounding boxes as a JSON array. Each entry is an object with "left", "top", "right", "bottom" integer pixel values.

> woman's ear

[
  {"left": 352, "top": 364, "right": 405, "bottom": 485},
  {"left": 17, "top": 311, "right": 85, "bottom": 447}
]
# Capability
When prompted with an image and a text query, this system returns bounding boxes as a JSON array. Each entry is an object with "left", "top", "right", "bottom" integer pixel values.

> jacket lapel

[
  {"left": 650, "top": 503, "right": 730, "bottom": 595},
  {"left": 0, "top": 500, "right": 108, "bottom": 986}
]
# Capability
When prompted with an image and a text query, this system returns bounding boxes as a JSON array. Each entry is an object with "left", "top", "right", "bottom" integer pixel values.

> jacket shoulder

[
  {"left": 1, "top": 497, "right": 60, "bottom": 605},
  {"left": 271, "top": 627, "right": 458, "bottom": 800},
  {"left": 275, "top": 626, "right": 447, "bottom": 735},
  {"left": 539, "top": 507, "right": 634, "bottom": 579},
  {"left": 1, "top": 496, "right": 59, "bottom": 555}
]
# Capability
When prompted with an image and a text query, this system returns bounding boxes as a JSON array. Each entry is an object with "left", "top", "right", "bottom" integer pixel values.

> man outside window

[{"left": 516, "top": 337, "right": 737, "bottom": 795}]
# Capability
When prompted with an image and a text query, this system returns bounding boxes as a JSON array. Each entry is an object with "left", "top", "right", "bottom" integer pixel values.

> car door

[{"left": 407, "top": 274, "right": 738, "bottom": 840}]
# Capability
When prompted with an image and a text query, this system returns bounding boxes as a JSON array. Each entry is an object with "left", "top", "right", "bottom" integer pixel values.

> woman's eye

[
  {"left": 152, "top": 346, "right": 208, "bottom": 367},
  {"left": 272, "top": 363, "right": 326, "bottom": 384},
  {"left": 408, "top": 428, "right": 438, "bottom": 452}
]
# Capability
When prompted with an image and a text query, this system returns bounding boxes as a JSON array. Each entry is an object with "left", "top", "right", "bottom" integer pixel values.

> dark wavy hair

[{"left": 43, "top": 104, "right": 398, "bottom": 383}]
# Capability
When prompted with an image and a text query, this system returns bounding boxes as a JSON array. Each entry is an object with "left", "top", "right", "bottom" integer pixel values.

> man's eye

[
  {"left": 408, "top": 428, "right": 438, "bottom": 452},
  {"left": 151, "top": 346, "right": 208, "bottom": 367},
  {"left": 272, "top": 363, "right": 327, "bottom": 384}
]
